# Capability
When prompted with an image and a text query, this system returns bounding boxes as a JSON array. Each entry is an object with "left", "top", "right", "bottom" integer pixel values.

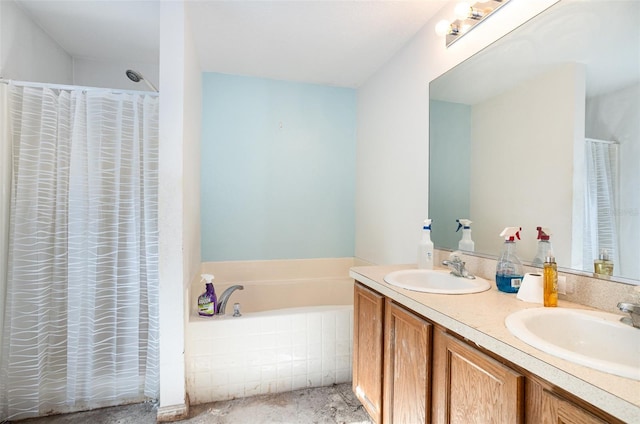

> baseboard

[{"left": 156, "top": 395, "right": 189, "bottom": 422}]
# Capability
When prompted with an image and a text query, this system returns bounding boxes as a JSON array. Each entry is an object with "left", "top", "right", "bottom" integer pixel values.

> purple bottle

[{"left": 198, "top": 274, "right": 217, "bottom": 317}]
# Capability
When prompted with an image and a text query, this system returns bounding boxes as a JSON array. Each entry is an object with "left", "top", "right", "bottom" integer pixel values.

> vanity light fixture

[{"left": 435, "top": 0, "right": 511, "bottom": 47}]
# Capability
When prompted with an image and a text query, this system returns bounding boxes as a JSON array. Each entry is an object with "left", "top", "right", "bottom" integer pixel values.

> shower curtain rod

[
  {"left": 0, "top": 78, "right": 159, "bottom": 97},
  {"left": 586, "top": 137, "right": 618, "bottom": 145}
]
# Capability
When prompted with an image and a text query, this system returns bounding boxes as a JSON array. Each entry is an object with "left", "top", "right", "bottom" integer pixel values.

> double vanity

[{"left": 350, "top": 264, "right": 640, "bottom": 423}]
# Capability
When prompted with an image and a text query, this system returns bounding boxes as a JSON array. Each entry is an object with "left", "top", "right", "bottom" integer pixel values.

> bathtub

[{"left": 185, "top": 258, "right": 356, "bottom": 405}]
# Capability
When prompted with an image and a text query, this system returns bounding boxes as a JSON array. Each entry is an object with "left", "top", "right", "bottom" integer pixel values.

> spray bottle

[
  {"left": 456, "top": 219, "right": 475, "bottom": 252},
  {"left": 532, "top": 227, "right": 553, "bottom": 267},
  {"left": 496, "top": 227, "right": 524, "bottom": 293},
  {"left": 417, "top": 219, "right": 434, "bottom": 270},
  {"left": 198, "top": 274, "right": 218, "bottom": 317}
]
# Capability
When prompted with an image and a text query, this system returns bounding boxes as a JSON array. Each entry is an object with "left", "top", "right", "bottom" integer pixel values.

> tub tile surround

[
  {"left": 186, "top": 306, "right": 353, "bottom": 404},
  {"left": 350, "top": 249, "right": 640, "bottom": 423},
  {"left": 185, "top": 258, "right": 358, "bottom": 405}
]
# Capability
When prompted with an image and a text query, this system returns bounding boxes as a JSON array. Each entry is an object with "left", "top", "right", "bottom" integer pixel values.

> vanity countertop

[{"left": 350, "top": 264, "right": 640, "bottom": 423}]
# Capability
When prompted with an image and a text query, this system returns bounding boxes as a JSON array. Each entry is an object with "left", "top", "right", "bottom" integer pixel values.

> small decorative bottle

[
  {"left": 594, "top": 248, "right": 614, "bottom": 276},
  {"left": 543, "top": 252, "right": 558, "bottom": 307}
]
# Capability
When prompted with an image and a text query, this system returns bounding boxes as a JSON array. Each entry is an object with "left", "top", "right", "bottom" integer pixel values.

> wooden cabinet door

[
  {"left": 383, "top": 300, "right": 432, "bottom": 424},
  {"left": 536, "top": 389, "right": 610, "bottom": 424},
  {"left": 433, "top": 328, "right": 525, "bottom": 424},
  {"left": 353, "top": 282, "right": 385, "bottom": 423}
]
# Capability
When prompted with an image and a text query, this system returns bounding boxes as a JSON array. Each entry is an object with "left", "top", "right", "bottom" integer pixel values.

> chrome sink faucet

[
  {"left": 442, "top": 252, "right": 475, "bottom": 279},
  {"left": 217, "top": 285, "right": 244, "bottom": 315},
  {"left": 617, "top": 302, "right": 640, "bottom": 328}
]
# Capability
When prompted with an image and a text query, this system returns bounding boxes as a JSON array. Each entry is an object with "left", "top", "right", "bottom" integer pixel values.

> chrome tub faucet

[{"left": 217, "top": 285, "right": 244, "bottom": 315}]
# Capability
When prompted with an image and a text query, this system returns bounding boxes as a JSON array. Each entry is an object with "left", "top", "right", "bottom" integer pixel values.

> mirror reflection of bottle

[{"left": 594, "top": 248, "right": 614, "bottom": 276}]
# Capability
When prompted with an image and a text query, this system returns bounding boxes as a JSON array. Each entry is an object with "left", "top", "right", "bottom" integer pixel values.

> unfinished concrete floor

[{"left": 14, "top": 383, "right": 372, "bottom": 424}]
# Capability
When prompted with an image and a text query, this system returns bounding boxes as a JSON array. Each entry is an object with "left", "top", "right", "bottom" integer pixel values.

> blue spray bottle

[{"left": 496, "top": 227, "right": 524, "bottom": 293}]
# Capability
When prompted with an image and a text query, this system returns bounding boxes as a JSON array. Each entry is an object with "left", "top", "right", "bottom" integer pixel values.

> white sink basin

[
  {"left": 506, "top": 308, "right": 640, "bottom": 380},
  {"left": 383, "top": 269, "right": 491, "bottom": 294}
]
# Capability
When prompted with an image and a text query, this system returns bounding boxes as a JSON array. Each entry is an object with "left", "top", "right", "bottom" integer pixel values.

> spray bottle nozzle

[
  {"left": 500, "top": 226, "right": 521, "bottom": 241},
  {"left": 456, "top": 219, "right": 472, "bottom": 232},
  {"left": 201, "top": 274, "right": 214, "bottom": 284},
  {"left": 423, "top": 218, "right": 432, "bottom": 230},
  {"left": 536, "top": 226, "right": 551, "bottom": 240}
]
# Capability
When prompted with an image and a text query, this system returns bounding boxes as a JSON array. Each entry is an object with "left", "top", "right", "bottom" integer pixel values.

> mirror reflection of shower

[{"left": 126, "top": 69, "right": 158, "bottom": 92}]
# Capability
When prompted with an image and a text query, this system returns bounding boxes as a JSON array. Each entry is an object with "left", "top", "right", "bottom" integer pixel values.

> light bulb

[
  {"left": 460, "top": 23, "right": 472, "bottom": 34},
  {"left": 454, "top": 2, "right": 472, "bottom": 20},
  {"left": 435, "top": 19, "right": 452, "bottom": 37}
]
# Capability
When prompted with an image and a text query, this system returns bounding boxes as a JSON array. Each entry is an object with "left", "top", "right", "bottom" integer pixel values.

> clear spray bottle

[
  {"left": 456, "top": 219, "right": 475, "bottom": 252},
  {"left": 532, "top": 227, "right": 552, "bottom": 267},
  {"left": 417, "top": 219, "right": 434, "bottom": 270}
]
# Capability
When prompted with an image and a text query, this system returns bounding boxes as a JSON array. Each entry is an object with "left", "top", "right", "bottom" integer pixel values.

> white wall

[
  {"left": 0, "top": 0, "right": 72, "bottom": 83},
  {"left": 470, "top": 63, "right": 585, "bottom": 265},
  {"left": 72, "top": 58, "right": 159, "bottom": 91},
  {"left": 355, "top": 0, "right": 559, "bottom": 265},
  {"left": 157, "top": 0, "right": 201, "bottom": 417},
  {"left": 182, "top": 13, "right": 202, "bottom": 291}
]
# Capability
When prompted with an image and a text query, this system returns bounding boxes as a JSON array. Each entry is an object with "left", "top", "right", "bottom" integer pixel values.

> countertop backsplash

[{"left": 435, "top": 249, "right": 639, "bottom": 314}]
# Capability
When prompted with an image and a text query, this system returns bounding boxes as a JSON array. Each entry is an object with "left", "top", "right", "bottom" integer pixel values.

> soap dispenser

[
  {"left": 456, "top": 219, "right": 475, "bottom": 252},
  {"left": 496, "top": 227, "right": 524, "bottom": 293},
  {"left": 532, "top": 227, "right": 553, "bottom": 267},
  {"left": 543, "top": 251, "right": 558, "bottom": 307},
  {"left": 594, "top": 248, "right": 614, "bottom": 276},
  {"left": 417, "top": 219, "right": 434, "bottom": 270}
]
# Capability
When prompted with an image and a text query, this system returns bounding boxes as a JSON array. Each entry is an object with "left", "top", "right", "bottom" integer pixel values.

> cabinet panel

[
  {"left": 383, "top": 300, "right": 432, "bottom": 424},
  {"left": 538, "top": 389, "right": 609, "bottom": 424},
  {"left": 433, "top": 328, "right": 524, "bottom": 424},
  {"left": 353, "top": 283, "right": 384, "bottom": 423}
]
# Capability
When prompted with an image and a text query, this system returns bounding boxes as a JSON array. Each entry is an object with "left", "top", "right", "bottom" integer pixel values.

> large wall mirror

[{"left": 429, "top": 0, "right": 639, "bottom": 283}]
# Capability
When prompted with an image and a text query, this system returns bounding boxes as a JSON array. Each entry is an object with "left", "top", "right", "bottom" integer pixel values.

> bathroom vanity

[{"left": 351, "top": 265, "right": 639, "bottom": 424}]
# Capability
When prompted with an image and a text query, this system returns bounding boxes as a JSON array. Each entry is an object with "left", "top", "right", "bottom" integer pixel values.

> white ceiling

[
  {"left": 16, "top": 0, "right": 161, "bottom": 63},
  {"left": 16, "top": 0, "right": 448, "bottom": 88}
]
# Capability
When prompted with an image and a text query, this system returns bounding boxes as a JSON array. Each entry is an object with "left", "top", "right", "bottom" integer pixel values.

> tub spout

[{"left": 217, "top": 285, "right": 244, "bottom": 315}]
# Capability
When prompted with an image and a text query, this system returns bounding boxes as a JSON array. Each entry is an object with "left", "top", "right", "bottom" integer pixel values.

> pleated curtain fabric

[
  {"left": 0, "top": 84, "right": 159, "bottom": 421},
  {"left": 583, "top": 140, "right": 620, "bottom": 272}
]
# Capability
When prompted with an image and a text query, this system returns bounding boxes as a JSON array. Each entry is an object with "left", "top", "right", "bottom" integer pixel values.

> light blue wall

[
  {"left": 201, "top": 73, "right": 356, "bottom": 261},
  {"left": 429, "top": 100, "right": 471, "bottom": 250}
]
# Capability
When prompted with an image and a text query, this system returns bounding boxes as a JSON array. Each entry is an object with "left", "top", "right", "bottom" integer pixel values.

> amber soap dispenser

[{"left": 543, "top": 252, "right": 558, "bottom": 307}]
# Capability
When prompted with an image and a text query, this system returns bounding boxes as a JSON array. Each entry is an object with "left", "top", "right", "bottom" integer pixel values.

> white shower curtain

[
  {"left": 0, "top": 84, "right": 11, "bottom": 386},
  {"left": 0, "top": 83, "right": 159, "bottom": 421},
  {"left": 583, "top": 139, "right": 620, "bottom": 273}
]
